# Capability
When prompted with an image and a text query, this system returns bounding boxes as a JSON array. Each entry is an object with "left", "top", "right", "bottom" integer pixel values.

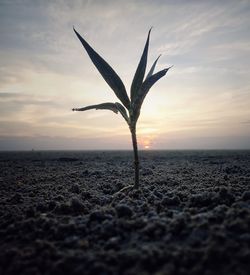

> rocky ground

[{"left": 0, "top": 150, "right": 250, "bottom": 275}]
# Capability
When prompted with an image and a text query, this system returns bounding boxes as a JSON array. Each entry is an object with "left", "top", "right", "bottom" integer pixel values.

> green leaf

[
  {"left": 133, "top": 66, "right": 172, "bottom": 120},
  {"left": 115, "top": 102, "right": 130, "bottom": 124},
  {"left": 72, "top": 103, "right": 119, "bottom": 113},
  {"left": 73, "top": 28, "right": 130, "bottom": 109},
  {"left": 145, "top": 55, "right": 161, "bottom": 80},
  {"left": 130, "top": 28, "right": 152, "bottom": 103}
]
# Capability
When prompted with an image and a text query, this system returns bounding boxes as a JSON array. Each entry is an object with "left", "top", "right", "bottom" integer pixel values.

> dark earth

[{"left": 0, "top": 150, "right": 250, "bottom": 275}]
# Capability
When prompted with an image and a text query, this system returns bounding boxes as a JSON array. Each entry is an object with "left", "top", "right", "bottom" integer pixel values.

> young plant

[{"left": 72, "top": 27, "right": 172, "bottom": 189}]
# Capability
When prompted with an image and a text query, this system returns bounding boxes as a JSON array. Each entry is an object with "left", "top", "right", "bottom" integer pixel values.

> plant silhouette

[{"left": 72, "top": 27, "right": 172, "bottom": 189}]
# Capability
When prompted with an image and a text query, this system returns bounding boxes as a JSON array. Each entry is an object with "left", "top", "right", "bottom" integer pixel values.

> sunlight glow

[{"left": 139, "top": 135, "right": 155, "bottom": 150}]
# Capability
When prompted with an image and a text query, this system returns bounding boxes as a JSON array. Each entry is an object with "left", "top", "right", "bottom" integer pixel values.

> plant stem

[{"left": 130, "top": 125, "right": 139, "bottom": 189}]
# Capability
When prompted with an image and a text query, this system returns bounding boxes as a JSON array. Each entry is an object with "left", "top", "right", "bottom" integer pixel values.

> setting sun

[{"left": 139, "top": 135, "right": 155, "bottom": 150}]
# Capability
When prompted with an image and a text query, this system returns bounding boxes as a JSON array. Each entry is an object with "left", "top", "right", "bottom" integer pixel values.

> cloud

[
  {"left": 0, "top": 0, "right": 250, "bottom": 149},
  {"left": 242, "top": 120, "right": 250, "bottom": 125},
  {"left": 0, "top": 92, "right": 59, "bottom": 106},
  {"left": 1, "top": 134, "right": 249, "bottom": 150},
  {"left": 155, "top": 135, "right": 250, "bottom": 150},
  {"left": 0, "top": 134, "right": 131, "bottom": 151}
]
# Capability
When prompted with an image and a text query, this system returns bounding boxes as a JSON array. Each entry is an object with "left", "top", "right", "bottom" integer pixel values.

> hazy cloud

[{"left": 0, "top": 0, "right": 250, "bottom": 149}]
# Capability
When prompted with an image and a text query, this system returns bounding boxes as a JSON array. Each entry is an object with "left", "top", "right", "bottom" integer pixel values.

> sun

[{"left": 139, "top": 136, "right": 154, "bottom": 150}]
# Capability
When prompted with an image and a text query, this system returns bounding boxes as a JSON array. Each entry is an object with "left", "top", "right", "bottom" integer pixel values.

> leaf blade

[
  {"left": 145, "top": 54, "right": 161, "bottom": 80},
  {"left": 130, "top": 28, "right": 152, "bottom": 103},
  {"left": 115, "top": 102, "right": 130, "bottom": 124},
  {"left": 74, "top": 28, "right": 130, "bottom": 109},
  {"left": 72, "top": 102, "right": 130, "bottom": 124},
  {"left": 72, "top": 103, "right": 118, "bottom": 113},
  {"left": 133, "top": 66, "right": 172, "bottom": 120}
]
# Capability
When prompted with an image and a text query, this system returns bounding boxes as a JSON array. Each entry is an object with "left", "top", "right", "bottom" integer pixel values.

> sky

[{"left": 0, "top": 0, "right": 250, "bottom": 150}]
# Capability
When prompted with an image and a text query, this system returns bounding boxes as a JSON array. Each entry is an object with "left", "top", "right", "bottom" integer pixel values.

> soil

[{"left": 0, "top": 150, "right": 250, "bottom": 275}]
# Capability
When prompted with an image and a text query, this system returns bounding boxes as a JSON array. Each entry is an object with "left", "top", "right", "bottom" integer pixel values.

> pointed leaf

[
  {"left": 115, "top": 102, "right": 130, "bottom": 124},
  {"left": 133, "top": 66, "right": 172, "bottom": 120},
  {"left": 142, "top": 66, "right": 172, "bottom": 97},
  {"left": 73, "top": 28, "right": 130, "bottom": 109},
  {"left": 72, "top": 103, "right": 118, "bottom": 113},
  {"left": 130, "top": 28, "right": 152, "bottom": 103},
  {"left": 145, "top": 54, "right": 161, "bottom": 80}
]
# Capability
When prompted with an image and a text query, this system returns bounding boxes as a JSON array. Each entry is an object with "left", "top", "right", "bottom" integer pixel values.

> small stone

[
  {"left": 48, "top": 200, "right": 56, "bottom": 210},
  {"left": 58, "top": 203, "right": 71, "bottom": 214},
  {"left": 36, "top": 202, "right": 48, "bottom": 212},
  {"left": 89, "top": 210, "right": 107, "bottom": 222},
  {"left": 218, "top": 187, "right": 235, "bottom": 204},
  {"left": 11, "top": 193, "right": 23, "bottom": 203},
  {"left": 81, "top": 191, "right": 92, "bottom": 199},
  {"left": 26, "top": 207, "right": 35, "bottom": 217},
  {"left": 115, "top": 204, "right": 133, "bottom": 218},
  {"left": 54, "top": 195, "right": 64, "bottom": 201},
  {"left": 70, "top": 197, "right": 84, "bottom": 212},
  {"left": 161, "top": 195, "right": 180, "bottom": 206},
  {"left": 105, "top": 236, "right": 120, "bottom": 249},
  {"left": 70, "top": 183, "right": 80, "bottom": 194},
  {"left": 242, "top": 191, "right": 250, "bottom": 201}
]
